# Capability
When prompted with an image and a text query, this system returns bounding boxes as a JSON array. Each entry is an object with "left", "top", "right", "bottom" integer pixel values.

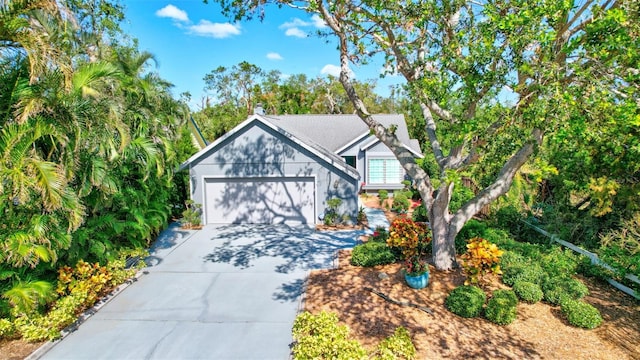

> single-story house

[{"left": 179, "top": 112, "right": 423, "bottom": 225}]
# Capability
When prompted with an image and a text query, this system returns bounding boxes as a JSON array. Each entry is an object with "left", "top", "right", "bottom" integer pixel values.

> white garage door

[{"left": 204, "top": 177, "right": 315, "bottom": 225}]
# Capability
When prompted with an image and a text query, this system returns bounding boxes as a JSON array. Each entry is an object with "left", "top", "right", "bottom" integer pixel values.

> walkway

[{"left": 362, "top": 206, "right": 391, "bottom": 231}]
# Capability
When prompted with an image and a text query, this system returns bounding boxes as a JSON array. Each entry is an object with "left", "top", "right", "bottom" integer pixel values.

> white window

[{"left": 367, "top": 158, "right": 403, "bottom": 184}]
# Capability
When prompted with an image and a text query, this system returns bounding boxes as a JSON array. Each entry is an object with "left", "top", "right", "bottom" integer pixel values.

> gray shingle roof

[{"left": 263, "top": 114, "right": 422, "bottom": 156}]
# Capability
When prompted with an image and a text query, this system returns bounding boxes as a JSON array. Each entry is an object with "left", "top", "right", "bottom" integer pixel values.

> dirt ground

[
  {"left": 304, "top": 194, "right": 640, "bottom": 359},
  {"left": 0, "top": 339, "right": 43, "bottom": 360},
  {"left": 304, "top": 251, "right": 640, "bottom": 359}
]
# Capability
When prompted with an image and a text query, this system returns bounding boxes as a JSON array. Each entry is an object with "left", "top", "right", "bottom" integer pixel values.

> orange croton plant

[{"left": 460, "top": 237, "right": 504, "bottom": 285}]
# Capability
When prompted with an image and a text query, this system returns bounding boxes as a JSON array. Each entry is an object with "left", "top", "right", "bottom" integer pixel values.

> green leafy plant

[
  {"left": 181, "top": 200, "right": 202, "bottom": 229},
  {"left": 460, "top": 237, "right": 504, "bottom": 285},
  {"left": 357, "top": 206, "right": 367, "bottom": 224},
  {"left": 598, "top": 213, "right": 640, "bottom": 279},
  {"left": 455, "top": 220, "right": 488, "bottom": 254},
  {"left": 501, "top": 262, "right": 548, "bottom": 287},
  {"left": 2, "top": 281, "right": 55, "bottom": 316},
  {"left": 560, "top": 299, "right": 603, "bottom": 329},
  {"left": 370, "top": 227, "right": 389, "bottom": 243},
  {"left": 378, "top": 190, "right": 388, "bottom": 205},
  {"left": 445, "top": 285, "right": 486, "bottom": 318},
  {"left": 499, "top": 251, "right": 528, "bottom": 270},
  {"left": 540, "top": 247, "right": 581, "bottom": 278},
  {"left": 512, "top": 281, "right": 544, "bottom": 303},
  {"left": 392, "top": 193, "right": 410, "bottom": 213},
  {"left": 350, "top": 242, "right": 397, "bottom": 267},
  {"left": 542, "top": 277, "right": 589, "bottom": 305},
  {"left": 0, "top": 318, "right": 17, "bottom": 339},
  {"left": 485, "top": 290, "right": 518, "bottom": 325},
  {"left": 292, "top": 311, "right": 367, "bottom": 360},
  {"left": 375, "top": 326, "right": 416, "bottom": 360},
  {"left": 323, "top": 198, "right": 344, "bottom": 225},
  {"left": 411, "top": 203, "right": 428, "bottom": 222}
]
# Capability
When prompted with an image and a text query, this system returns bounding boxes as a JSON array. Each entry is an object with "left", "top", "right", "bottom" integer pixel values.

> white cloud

[
  {"left": 311, "top": 14, "right": 327, "bottom": 28},
  {"left": 189, "top": 20, "right": 241, "bottom": 38},
  {"left": 285, "top": 27, "right": 306, "bottom": 38},
  {"left": 279, "top": 15, "right": 325, "bottom": 37},
  {"left": 321, "top": 64, "right": 341, "bottom": 77},
  {"left": 321, "top": 64, "right": 355, "bottom": 78},
  {"left": 279, "top": 18, "right": 310, "bottom": 29},
  {"left": 156, "top": 4, "right": 189, "bottom": 22},
  {"left": 266, "top": 52, "right": 283, "bottom": 60}
]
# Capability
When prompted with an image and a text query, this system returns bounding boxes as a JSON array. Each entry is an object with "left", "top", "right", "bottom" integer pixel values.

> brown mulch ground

[
  {"left": 305, "top": 251, "right": 640, "bottom": 359},
  {"left": 0, "top": 339, "right": 43, "bottom": 360},
  {"left": 304, "top": 194, "right": 640, "bottom": 359}
]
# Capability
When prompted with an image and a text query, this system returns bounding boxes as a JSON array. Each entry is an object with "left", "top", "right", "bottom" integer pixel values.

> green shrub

[
  {"left": 292, "top": 311, "right": 368, "bottom": 360},
  {"left": 485, "top": 290, "right": 518, "bottom": 325},
  {"left": 378, "top": 190, "right": 388, "bottom": 204},
  {"left": 540, "top": 247, "right": 581, "bottom": 278},
  {"left": 486, "top": 229, "right": 547, "bottom": 259},
  {"left": 370, "top": 227, "right": 389, "bottom": 243},
  {"left": 375, "top": 326, "right": 416, "bottom": 360},
  {"left": 598, "top": 213, "right": 640, "bottom": 279},
  {"left": 412, "top": 203, "right": 428, "bottom": 222},
  {"left": 350, "top": 242, "right": 397, "bottom": 267},
  {"left": 322, "top": 198, "right": 342, "bottom": 226},
  {"left": 181, "top": 200, "right": 202, "bottom": 228},
  {"left": 560, "top": 299, "right": 603, "bottom": 329},
  {"left": 392, "top": 193, "right": 410, "bottom": 213},
  {"left": 577, "top": 256, "right": 614, "bottom": 280},
  {"left": 512, "top": 281, "right": 543, "bottom": 303},
  {"left": 0, "top": 318, "right": 17, "bottom": 339},
  {"left": 499, "top": 250, "right": 527, "bottom": 270},
  {"left": 482, "top": 228, "right": 515, "bottom": 248},
  {"left": 456, "top": 220, "right": 488, "bottom": 254},
  {"left": 449, "top": 185, "right": 475, "bottom": 213},
  {"left": 445, "top": 285, "right": 486, "bottom": 318},
  {"left": 501, "top": 262, "right": 548, "bottom": 286},
  {"left": 542, "top": 277, "right": 589, "bottom": 305},
  {"left": 490, "top": 205, "right": 530, "bottom": 239}
]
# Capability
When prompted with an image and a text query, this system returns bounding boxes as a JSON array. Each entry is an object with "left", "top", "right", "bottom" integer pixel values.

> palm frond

[{"left": 2, "top": 280, "right": 54, "bottom": 314}]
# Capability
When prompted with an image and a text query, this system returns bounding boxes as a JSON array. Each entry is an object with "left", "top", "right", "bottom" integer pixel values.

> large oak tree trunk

[{"left": 429, "top": 182, "right": 457, "bottom": 270}]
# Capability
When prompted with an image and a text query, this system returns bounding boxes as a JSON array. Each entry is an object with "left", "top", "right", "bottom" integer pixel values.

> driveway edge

[{"left": 25, "top": 269, "right": 150, "bottom": 360}]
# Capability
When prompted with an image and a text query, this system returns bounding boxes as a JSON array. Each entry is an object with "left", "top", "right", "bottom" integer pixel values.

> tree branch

[{"left": 451, "top": 128, "right": 544, "bottom": 230}]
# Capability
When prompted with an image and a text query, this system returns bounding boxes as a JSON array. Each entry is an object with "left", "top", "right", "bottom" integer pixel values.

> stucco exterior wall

[{"left": 187, "top": 120, "right": 359, "bottom": 224}]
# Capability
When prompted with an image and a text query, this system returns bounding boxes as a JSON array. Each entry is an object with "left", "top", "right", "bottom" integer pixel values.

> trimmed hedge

[
  {"left": 512, "top": 281, "right": 543, "bottom": 303},
  {"left": 561, "top": 299, "right": 603, "bottom": 329},
  {"left": 542, "top": 277, "right": 589, "bottom": 305},
  {"left": 445, "top": 285, "right": 486, "bottom": 318},
  {"left": 502, "top": 262, "right": 548, "bottom": 287},
  {"left": 350, "top": 241, "right": 397, "bottom": 267},
  {"left": 485, "top": 290, "right": 518, "bottom": 325}
]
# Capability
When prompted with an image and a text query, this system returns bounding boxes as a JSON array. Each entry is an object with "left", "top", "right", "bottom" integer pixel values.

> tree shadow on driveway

[{"left": 202, "top": 224, "right": 362, "bottom": 301}]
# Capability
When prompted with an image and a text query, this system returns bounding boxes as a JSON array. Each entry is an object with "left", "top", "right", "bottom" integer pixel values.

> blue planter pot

[{"left": 404, "top": 271, "right": 429, "bottom": 289}]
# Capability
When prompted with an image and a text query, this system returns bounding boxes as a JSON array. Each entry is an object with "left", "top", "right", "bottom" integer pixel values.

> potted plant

[
  {"left": 387, "top": 217, "right": 431, "bottom": 289},
  {"left": 403, "top": 255, "right": 430, "bottom": 289}
]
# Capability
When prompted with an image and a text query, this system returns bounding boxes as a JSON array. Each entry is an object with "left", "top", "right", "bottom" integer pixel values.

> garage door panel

[{"left": 205, "top": 177, "right": 315, "bottom": 225}]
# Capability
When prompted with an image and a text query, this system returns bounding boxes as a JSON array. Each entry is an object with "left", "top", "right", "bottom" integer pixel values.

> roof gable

[{"left": 179, "top": 115, "right": 359, "bottom": 180}]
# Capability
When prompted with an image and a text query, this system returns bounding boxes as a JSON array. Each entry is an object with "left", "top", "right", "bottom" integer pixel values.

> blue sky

[{"left": 121, "top": 2, "right": 402, "bottom": 110}]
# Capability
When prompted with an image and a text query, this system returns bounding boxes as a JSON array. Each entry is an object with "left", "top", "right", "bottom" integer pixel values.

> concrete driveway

[{"left": 34, "top": 223, "right": 362, "bottom": 360}]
